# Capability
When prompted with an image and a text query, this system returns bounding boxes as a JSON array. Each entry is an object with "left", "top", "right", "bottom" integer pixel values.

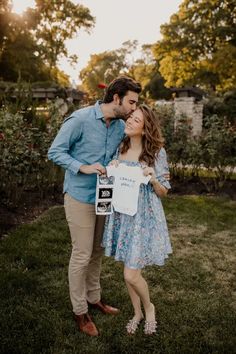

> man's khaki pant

[{"left": 64, "top": 193, "right": 105, "bottom": 315}]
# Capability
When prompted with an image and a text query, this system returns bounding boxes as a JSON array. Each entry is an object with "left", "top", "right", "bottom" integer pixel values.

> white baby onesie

[{"left": 106, "top": 163, "right": 151, "bottom": 216}]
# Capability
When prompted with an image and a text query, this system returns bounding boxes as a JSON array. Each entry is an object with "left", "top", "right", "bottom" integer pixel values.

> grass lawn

[{"left": 0, "top": 195, "right": 235, "bottom": 354}]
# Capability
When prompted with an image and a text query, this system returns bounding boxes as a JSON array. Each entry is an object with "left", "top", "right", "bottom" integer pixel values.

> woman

[{"left": 102, "top": 104, "right": 172, "bottom": 335}]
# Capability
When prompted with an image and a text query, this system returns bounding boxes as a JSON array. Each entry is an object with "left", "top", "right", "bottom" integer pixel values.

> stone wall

[
  {"left": 156, "top": 97, "right": 204, "bottom": 137},
  {"left": 174, "top": 97, "right": 204, "bottom": 136}
]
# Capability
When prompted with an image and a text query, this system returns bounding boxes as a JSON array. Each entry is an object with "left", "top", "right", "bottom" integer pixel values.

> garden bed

[{"left": 0, "top": 189, "right": 63, "bottom": 238}]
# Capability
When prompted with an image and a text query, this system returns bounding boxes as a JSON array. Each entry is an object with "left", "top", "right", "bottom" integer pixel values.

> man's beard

[
  {"left": 114, "top": 108, "right": 132, "bottom": 121},
  {"left": 113, "top": 107, "right": 126, "bottom": 120},
  {"left": 123, "top": 111, "right": 132, "bottom": 121}
]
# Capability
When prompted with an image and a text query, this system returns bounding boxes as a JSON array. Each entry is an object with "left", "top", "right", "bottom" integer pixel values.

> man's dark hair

[{"left": 103, "top": 76, "right": 141, "bottom": 103}]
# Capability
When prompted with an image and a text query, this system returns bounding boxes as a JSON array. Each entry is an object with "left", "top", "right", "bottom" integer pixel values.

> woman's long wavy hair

[{"left": 120, "top": 104, "right": 164, "bottom": 166}]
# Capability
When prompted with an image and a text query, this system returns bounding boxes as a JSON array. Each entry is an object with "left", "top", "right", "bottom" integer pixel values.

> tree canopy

[
  {"left": 80, "top": 41, "right": 143, "bottom": 98},
  {"left": 0, "top": 0, "right": 95, "bottom": 85},
  {"left": 153, "top": 0, "right": 236, "bottom": 92},
  {"left": 80, "top": 41, "right": 171, "bottom": 101},
  {"left": 80, "top": 49, "right": 127, "bottom": 98}
]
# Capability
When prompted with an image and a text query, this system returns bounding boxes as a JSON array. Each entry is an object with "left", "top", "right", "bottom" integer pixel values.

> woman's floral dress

[{"left": 102, "top": 147, "right": 172, "bottom": 269}]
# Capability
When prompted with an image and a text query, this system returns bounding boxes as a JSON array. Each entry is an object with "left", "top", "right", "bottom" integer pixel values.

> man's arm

[
  {"left": 48, "top": 115, "right": 106, "bottom": 175},
  {"left": 48, "top": 115, "right": 83, "bottom": 175}
]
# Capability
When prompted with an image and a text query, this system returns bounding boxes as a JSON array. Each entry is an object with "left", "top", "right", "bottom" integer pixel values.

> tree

[
  {"left": 33, "top": 0, "right": 95, "bottom": 67},
  {"left": 144, "top": 72, "right": 172, "bottom": 100},
  {"left": 80, "top": 50, "right": 126, "bottom": 98},
  {"left": 127, "top": 44, "right": 155, "bottom": 97},
  {"left": 0, "top": 0, "right": 94, "bottom": 84},
  {"left": 128, "top": 44, "right": 172, "bottom": 101},
  {"left": 80, "top": 41, "right": 171, "bottom": 101},
  {"left": 0, "top": 3, "right": 49, "bottom": 81},
  {"left": 80, "top": 49, "right": 128, "bottom": 98},
  {"left": 0, "top": 0, "right": 10, "bottom": 52},
  {"left": 153, "top": 0, "right": 236, "bottom": 92}
]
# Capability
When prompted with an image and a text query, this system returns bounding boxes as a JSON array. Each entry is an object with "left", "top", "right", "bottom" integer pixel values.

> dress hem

[{"left": 104, "top": 252, "right": 172, "bottom": 269}]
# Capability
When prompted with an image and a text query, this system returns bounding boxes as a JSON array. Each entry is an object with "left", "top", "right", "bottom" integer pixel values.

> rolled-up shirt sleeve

[
  {"left": 154, "top": 147, "right": 171, "bottom": 190},
  {"left": 48, "top": 115, "right": 83, "bottom": 175}
]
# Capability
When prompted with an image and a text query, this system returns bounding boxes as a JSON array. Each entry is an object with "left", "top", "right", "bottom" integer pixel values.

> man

[{"left": 48, "top": 76, "right": 142, "bottom": 336}]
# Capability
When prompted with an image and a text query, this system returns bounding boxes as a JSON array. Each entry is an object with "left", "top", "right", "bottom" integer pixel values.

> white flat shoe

[
  {"left": 144, "top": 303, "right": 157, "bottom": 335},
  {"left": 126, "top": 316, "right": 144, "bottom": 335},
  {"left": 144, "top": 320, "right": 157, "bottom": 335}
]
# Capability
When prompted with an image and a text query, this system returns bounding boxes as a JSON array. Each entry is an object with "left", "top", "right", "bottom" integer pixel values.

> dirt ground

[
  {"left": 0, "top": 190, "right": 63, "bottom": 238},
  {"left": 0, "top": 178, "right": 235, "bottom": 238}
]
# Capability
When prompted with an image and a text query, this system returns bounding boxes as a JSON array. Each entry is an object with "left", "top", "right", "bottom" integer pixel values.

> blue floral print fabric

[{"left": 102, "top": 148, "right": 172, "bottom": 269}]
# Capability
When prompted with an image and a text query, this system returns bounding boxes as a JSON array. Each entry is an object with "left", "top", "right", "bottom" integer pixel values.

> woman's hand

[
  {"left": 142, "top": 165, "right": 169, "bottom": 197},
  {"left": 142, "top": 166, "right": 156, "bottom": 184},
  {"left": 164, "top": 172, "right": 170, "bottom": 181},
  {"left": 108, "top": 159, "right": 119, "bottom": 167},
  {"left": 142, "top": 166, "right": 170, "bottom": 183}
]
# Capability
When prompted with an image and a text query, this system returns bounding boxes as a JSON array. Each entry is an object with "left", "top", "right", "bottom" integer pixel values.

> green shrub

[
  {"left": 198, "top": 114, "right": 236, "bottom": 190},
  {"left": 156, "top": 104, "right": 236, "bottom": 190},
  {"left": 0, "top": 102, "right": 64, "bottom": 206}
]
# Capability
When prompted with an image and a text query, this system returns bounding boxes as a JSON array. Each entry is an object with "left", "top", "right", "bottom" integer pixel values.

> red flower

[
  {"left": 0, "top": 132, "right": 5, "bottom": 140},
  {"left": 97, "top": 83, "right": 107, "bottom": 89}
]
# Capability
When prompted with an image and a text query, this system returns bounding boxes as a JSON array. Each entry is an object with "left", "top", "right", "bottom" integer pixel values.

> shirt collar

[{"left": 94, "top": 100, "right": 104, "bottom": 120}]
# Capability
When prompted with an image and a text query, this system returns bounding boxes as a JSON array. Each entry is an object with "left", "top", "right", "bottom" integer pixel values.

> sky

[{"left": 12, "top": 0, "right": 183, "bottom": 84}]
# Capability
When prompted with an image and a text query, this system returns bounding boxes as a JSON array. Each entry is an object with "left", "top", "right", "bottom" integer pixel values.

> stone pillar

[{"left": 174, "top": 97, "right": 203, "bottom": 137}]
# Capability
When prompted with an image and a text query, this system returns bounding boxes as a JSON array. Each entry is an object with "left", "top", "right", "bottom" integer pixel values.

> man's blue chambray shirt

[{"left": 48, "top": 101, "right": 125, "bottom": 204}]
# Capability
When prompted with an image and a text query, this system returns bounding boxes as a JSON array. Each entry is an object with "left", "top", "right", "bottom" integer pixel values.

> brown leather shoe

[
  {"left": 89, "top": 300, "right": 119, "bottom": 315},
  {"left": 74, "top": 313, "right": 99, "bottom": 336}
]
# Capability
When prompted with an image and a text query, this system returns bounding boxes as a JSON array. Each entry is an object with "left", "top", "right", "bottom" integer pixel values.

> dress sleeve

[{"left": 154, "top": 147, "right": 171, "bottom": 190}]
